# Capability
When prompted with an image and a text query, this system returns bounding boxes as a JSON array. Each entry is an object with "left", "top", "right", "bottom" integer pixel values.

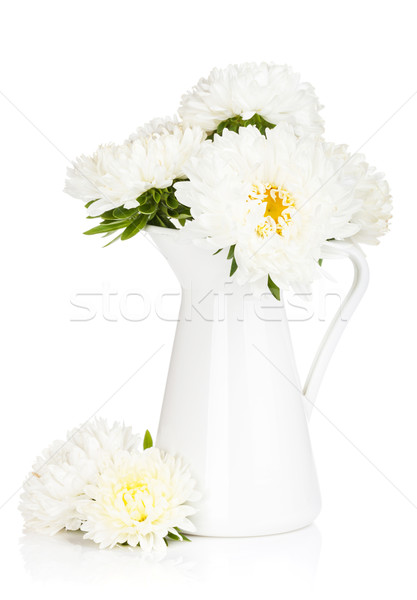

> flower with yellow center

[
  {"left": 176, "top": 123, "right": 365, "bottom": 292},
  {"left": 248, "top": 184, "right": 297, "bottom": 238},
  {"left": 79, "top": 448, "right": 199, "bottom": 552}
]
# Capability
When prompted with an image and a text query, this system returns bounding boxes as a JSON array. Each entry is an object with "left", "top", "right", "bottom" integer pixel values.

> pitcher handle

[{"left": 303, "top": 240, "right": 369, "bottom": 420}]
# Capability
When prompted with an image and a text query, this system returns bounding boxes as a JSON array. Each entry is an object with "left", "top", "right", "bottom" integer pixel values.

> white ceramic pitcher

[{"left": 147, "top": 226, "right": 369, "bottom": 537}]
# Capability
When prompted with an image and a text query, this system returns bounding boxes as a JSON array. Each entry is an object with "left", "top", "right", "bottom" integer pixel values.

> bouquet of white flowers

[{"left": 65, "top": 62, "right": 392, "bottom": 299}]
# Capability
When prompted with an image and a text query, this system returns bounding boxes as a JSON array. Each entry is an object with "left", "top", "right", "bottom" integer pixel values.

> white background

[{"left": 1, "top": 0, "right": 416, "bottom": 598}]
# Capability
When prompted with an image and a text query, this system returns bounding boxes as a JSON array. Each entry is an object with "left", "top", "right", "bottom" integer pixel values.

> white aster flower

[
  {"left": 19, "top": 419, "right": 140, "bottom": 535},
  {"left": 79, "top": 448, "right": 199, "bottom": 552},
  {"left": 176, "top": 124, "right": 364, "bottom": 291},
  {"left": 179, "top": 62, "right": 324, "bottom": 136},
  {"left": 325, "top": 143, "right": 392, "bottom": 245},
  {"left": 65, "top": 119, "right": 206, "bottom": 217}
]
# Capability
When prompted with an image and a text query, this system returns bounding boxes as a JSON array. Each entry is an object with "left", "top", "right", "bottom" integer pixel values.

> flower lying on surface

[
  {"left": 79, "top": 447, "right": 199, "bottom": 552},
  {"left": 20, "top": 421, "right": 198, "bottom": 552},
  {"left": 176, "top": 123, "right": 367, "bottom": 293},
  {"left": 179, "top": 62, "right": 324, "bottom": 138}
]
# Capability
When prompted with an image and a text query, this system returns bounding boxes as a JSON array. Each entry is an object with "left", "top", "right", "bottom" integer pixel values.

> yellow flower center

[
  {"left": 248, "top": 184, "right": 296, "bottom": 238},
  {"left": 114, "top": 476, "right": 154, "bottom": 522}
]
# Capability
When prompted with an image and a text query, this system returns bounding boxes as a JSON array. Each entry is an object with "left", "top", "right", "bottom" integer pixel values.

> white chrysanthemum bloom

[
  {"left": 325, "top": 143, "right": 392, "bottom": 245},
  {"left": 179, "top": 62, "right": 324, "bottom": 136},
  {"left": 19, "top": 419, "right": 140, "bottom": 535},
  {"left": 176, "top": 124, "right": 364, "bottom": 291},
  {"left": 64, "top": 120, "right": 206, "bottom": 217},
  {"left": 79, "top": 448, "right": 199, "bottom": 552}
]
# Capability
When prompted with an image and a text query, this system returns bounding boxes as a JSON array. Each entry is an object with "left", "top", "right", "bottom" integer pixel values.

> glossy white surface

[
  {"left": 20, "top": 525, "right": 321, "bottom": 587},
  {"left": 303, "top": 241, "right": 369, "bottom": 418},
  {"left": 149, "top": 227, "right": 323, "bottom": 535}
]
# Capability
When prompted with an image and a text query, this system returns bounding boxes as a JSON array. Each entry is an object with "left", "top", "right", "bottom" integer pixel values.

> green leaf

[
  {"left": 165, "top": 195, "right": 179, "bottom": 210},
  {"left": 138, "top": 200, "right": 157, "bottom": 215},
  {"left": 85, "top": 199, "right": 98, "bottom": 209},
  {"left": 83, "top": 221, "right": 128, "bottom": 235},
  {"left": 153, "top": 215, "right": 178, "bottom": 229},
  {"left": 174, "top": 528, "right": 191, "bottom": 542},
  {"left": 267, "top": 275, "right": 281, "bottom": 302},
  {"left": 148, "top": 214, "right": 166, "bottom": 228},
  {"left": 149, "top": 188, "right": 161, "bottom": 203},
  {"left": 100, "top": 208, "right": 119, "bottom": 220},
  {"left": 230, "top": 257, "right": 238, "bottom": 276},
  {"left": 166, "top": 529, "right": 191, "bottom": 543},
  {"left": 121, "top": 214, "right": 149, "bottom": 240},
  {"left": 137, "top": 191, "right": 150, "bottom": 205},
  {"left": 137, "top": 188, "right": 160, "bottom": 207},
  {"left": 143, "top": 429, "right": 153, "bottom": 450},
  {"left": 209, "top": 113, "right": 276, "bottom": 139},
  {"left": 113, "top": 206, "right": 139, "bottom": 220},
  {"left": 177, "top": 202, "right": 191, "bottom": 213},
  {"left": 166, "top": 207, "right": 182, "bottom": 218},
  {"left": 176, "top": 213, "right": 192, "bottom": 221},
  {"left": 213, "top": 249, "right": 222, "bottom": 255},
  {"left": 86, "top": 184, "right": 191, "bottom": 243},
  {"left": 318, "top": 258, "right": 323, "bottom": 267},
  {"left": 227, "top": 244, "right": 236, "bottom": 260}
]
